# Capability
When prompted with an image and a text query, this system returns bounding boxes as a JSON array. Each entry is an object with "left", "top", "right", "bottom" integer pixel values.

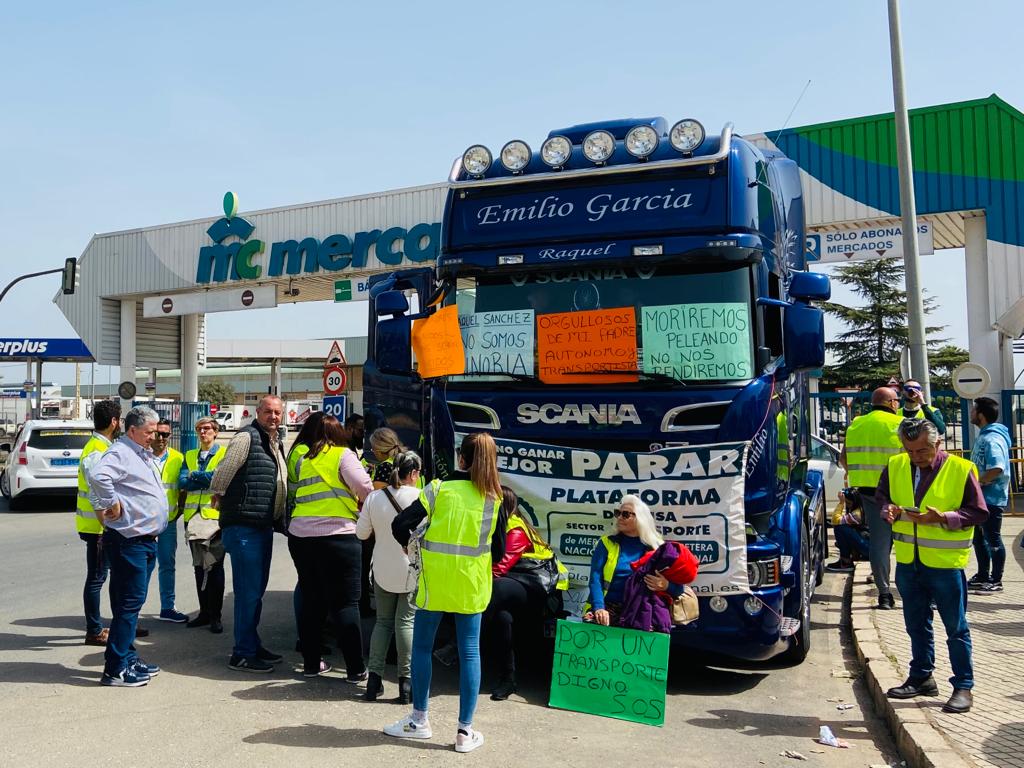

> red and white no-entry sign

[{"left": 323, "top": 366, "right": 347, "bottom": 395}]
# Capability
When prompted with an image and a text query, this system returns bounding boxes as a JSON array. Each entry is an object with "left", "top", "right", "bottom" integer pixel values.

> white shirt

[{"left": 356, "top": 484, "right": 420, "bottom": 593}]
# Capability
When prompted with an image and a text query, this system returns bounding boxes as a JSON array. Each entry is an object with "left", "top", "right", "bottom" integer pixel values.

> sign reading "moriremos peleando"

[{"left": 195, "top": 192, "right": 441, "bottom": 284}]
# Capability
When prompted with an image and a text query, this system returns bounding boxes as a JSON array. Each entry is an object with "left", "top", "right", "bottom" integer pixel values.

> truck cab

[{"left": 364, "top": 116, "right": 830, "bottom": 662}]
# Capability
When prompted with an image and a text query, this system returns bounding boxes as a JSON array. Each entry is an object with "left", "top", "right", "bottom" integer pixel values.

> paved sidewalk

[{"left": 850, "top": 517, "right": 1024, "bottom": 768}]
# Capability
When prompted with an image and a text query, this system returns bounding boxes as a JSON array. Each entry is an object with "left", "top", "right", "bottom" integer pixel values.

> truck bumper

[{"left": 670, "top": 585, "right": 790, "bottom": 661}]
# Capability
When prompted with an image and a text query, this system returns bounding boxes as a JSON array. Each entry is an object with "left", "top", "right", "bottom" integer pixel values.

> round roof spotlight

[
  {"left": 500, "top": 140, "right": 532, "bottom": 173},
  {"left": 582, "top": 130, "right": 615, "bottom": 164},
  {"left": 462, "top": 145, "right": 492, "bottom": 177},
  {"left": 669, "top": 119, "right": 706, "bottom": 153},
  {"left": 541, "top": 135, "right": 572, "bottom": 168},
  {"left": 625, "top": 125, "right": 660, "bottom": 159}
]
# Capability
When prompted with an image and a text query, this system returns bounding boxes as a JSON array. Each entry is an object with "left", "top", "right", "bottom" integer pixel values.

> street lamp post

[{"left": 887, "top": 0, "right": 931, "bottom": 400}]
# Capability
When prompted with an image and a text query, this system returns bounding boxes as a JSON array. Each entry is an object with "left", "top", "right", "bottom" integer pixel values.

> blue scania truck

[{"left": 363, "top": 117, "right": 831, "bottom": 662}]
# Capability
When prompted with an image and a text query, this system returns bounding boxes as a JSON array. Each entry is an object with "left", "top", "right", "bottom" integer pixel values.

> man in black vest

[{"left": 210, "top": 395, "right": 288, "bottom": 673}]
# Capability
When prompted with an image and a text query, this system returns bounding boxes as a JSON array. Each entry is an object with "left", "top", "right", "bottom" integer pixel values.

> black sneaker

[
  {"left": 256, "top": 647, "right": 283, "bottom": 664},
  {"left": 101, "top": 666, "right": 150, "bottom": 687},
  {"left": 978, "top": 581, "right": 1003, "bottom": 593},
  {"left": 967, "top": 573, "right": 989, "bottom": 590},
  {"left": 228, "top": 655, "right": 274, "bottom": 673},
  {"left": 132, "top": 658, "right": 160, "bottom": 677},
  {"left": 824, "top": 560, "right": 854, "bottom": 574},
  {"left": 876, "top": 593, "right": 896, "bottom": 610}
]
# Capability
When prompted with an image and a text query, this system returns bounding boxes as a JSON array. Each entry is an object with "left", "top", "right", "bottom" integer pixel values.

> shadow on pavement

[
  {"left": 0, "top": 661, "right": 99, "bottom": 687},
  {"left": 243, "top": 724, "right": 450, "bottom": 750},
  {"left": 0, "top": 631, "right": 83, "bottom": 652},
  {"left": 686, "top": 708, "right": 868, "bottom": 740},
  {"left": 11, "top": 616, "right": 88, "bottom": 632},
  {"left": 981, "top": 721, "right": 1024, "bottom": 766}
]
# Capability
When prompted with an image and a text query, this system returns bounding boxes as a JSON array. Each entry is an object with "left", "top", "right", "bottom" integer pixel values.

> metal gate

[{"left": 141, "top": 400, "right": 211, "bottom": 454}]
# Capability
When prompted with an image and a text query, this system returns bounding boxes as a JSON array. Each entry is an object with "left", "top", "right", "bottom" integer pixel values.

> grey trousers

[{"left": 864, "top": 494, "right": 892, "bottom": 598}]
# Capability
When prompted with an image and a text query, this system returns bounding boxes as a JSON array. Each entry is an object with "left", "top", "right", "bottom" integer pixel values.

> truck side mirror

[
  {"left": 376, "top": 290, "right": 409, "bottom": 317},
  {"left": 375, "top": 316, "right": 414, "bottom": 374},
  {"left": 783, "top": 302, "right": 825, "bottom": 370},
  {"left": 789, "top": 271, "right": 830, "bottom": 302}
]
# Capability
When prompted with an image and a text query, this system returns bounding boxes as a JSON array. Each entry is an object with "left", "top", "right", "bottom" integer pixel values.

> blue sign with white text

[
  {"left": 322, "top": 396, "right": 348, "bottom": 419},
  {"left": 447, "top": 174, "right": 728, "bottom": 250},
  {"left": 0, "top": 338, "right": 92, "bottom": 360}
]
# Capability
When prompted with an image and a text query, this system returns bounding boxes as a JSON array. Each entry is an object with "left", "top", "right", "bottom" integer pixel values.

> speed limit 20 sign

[{"left": 323, "top": 366, "right": 347, "bottom": 395}]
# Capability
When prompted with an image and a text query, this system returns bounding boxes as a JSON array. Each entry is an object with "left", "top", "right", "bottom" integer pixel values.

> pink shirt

[{"left": 288, "top": 449, "right": 374, "bottom": 537}]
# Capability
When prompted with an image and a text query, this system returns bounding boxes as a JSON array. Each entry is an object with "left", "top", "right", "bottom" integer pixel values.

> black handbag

[{"left": 508, "top": 556, "right": 561, "bottom": 594}]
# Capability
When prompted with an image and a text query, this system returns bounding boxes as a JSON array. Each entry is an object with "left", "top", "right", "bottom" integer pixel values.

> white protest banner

[
  {"left": 493, "top": 437, "right": 749, "bottom": 615},
  {"left": 459, "top": 310, "right": 534, "bottom": 376}
]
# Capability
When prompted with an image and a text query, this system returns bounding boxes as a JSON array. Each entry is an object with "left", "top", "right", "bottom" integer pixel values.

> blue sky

[{"left": 1, "top": 1, "right": 1020, "bottom": 386}]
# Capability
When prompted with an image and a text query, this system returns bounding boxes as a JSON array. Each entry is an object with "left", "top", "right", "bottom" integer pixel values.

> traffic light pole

[{"left": 0, "top": 267, "right": 65, "bottom": 306}]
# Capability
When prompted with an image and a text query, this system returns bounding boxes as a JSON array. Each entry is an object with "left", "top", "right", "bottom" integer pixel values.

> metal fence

[
  {"left": 814, "top": 388, "right": 1024, "bottom": 512},
  {"left": 139, "top": 400, "right": 211, "bottom": 454}
]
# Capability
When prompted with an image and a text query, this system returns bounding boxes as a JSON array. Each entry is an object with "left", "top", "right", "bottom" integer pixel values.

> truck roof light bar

[{"left": 449, "top": 123, "right": 733, "bottom": 188}]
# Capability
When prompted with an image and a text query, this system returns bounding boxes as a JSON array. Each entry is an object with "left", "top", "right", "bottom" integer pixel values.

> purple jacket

[{"left": 617, "top": 541, "right": 680, "bottom": 633}]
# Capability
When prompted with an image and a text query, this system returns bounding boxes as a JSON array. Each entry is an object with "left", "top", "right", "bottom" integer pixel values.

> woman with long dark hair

[
  {"left": 385, "top": 432, "right": 506, "bottom": 754},
  {"left": 286, "top": 412, "right": 373, "bottom": 678}
]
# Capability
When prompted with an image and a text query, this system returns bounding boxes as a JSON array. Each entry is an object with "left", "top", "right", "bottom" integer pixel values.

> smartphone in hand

[{"left": 902, "top": 506, "right": 920, "bottom": 514}]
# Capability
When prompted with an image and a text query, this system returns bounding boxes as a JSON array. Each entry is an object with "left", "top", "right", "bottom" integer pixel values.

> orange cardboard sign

[
  {"left": 537, "top": 307, "right": 638, "bottom": 384},
  {"left": 412, "top": 305, "right": 466, "bottom": 379}
]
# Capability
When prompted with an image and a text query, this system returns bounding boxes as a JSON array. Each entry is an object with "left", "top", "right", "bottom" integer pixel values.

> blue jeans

[
  {"left": 833, "top": 524, "right": 870, "bottom": 560},
  {"left": 412, "top": 610, "right": 482, "bottom": 726},
  {"left": 80, "top": 533, "right": 109, "bottom": 636},
  {"left": 156, "top": 516, "right": 179, "bottom": 612},
  {"left": 222, "top": 525, "right": 274, "bottom": 659},
  {"left": 103, "top": 530, "right": 156, "bottom": 675},
  {"left": 895, "top": 561, "right": 974, "bottom": 690},
  {"left": 972, "top": 505, "right": 1005, "bottom": 582}
]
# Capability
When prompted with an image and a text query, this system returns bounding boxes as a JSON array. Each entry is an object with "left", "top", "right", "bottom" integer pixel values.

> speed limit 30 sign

[{"left": 323, "top": 366, "right": 347, "bottom": 395}]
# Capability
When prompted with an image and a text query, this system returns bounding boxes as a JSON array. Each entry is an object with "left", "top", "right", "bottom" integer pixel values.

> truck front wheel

[{"left": 781, "top": 523, "right": 812, "bottom": 664}]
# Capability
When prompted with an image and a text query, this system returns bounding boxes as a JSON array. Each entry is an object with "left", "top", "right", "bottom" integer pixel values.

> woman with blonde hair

[
  {"left": 368, "top": 427, "right": 408, "bottom": 491},
  {"left": 385, "top": 432, "right": 506, "bottom": 754},
  {"left": 585, "top": 495, "right": 673, "bottom": 627}
]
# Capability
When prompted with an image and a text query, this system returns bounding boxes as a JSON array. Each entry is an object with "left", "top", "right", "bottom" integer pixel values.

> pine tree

[{"left": 822, "top": 257, "right": 966, "bottom": 389}]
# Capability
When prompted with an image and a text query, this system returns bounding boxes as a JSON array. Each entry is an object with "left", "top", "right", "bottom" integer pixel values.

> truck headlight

[
  {"left": 747, "top": 557, "right": 782, "bottom": 589},
  {"left": 625, "top": 125, "right": 659, "bottom": 159},
  {"left": 500, "top": 140, "right": 531, "bottom": 172},
  {"left": 582, "top": 130, "right": 615, "bottom": 163},
  {"left": 541, "top": 135, "right": 572, "bottom": 168},
  {"left": 462, "top": 145, "right": 492, "bottom": 177},
  {"left": 669, "top": 119, "right": 705, "bottom": 153}
]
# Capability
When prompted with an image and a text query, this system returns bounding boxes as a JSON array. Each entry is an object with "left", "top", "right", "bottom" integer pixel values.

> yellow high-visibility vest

[
  {"left": 183, "top": 447, "right": 225, "bottom": 522},
  {"left": 76, "top": 434, "right": 111, "bottom": 534},
  {"left": 844, "top": 409, "right": 904, "bottom": 488},
  {"left": 582, "top": 535, "right": 622, "bottom": 613},
  {"left": 416, "top": 479, "right": 500, "bottom": 613},
  {"left": 889, "top": 453, "right": 976, "bottom": 569},
  {"left": 160, "top": 448, "right": 184, "bottom": 522},
  {"left": 291, "top": 445, "right": 359, "bottom": 520}
]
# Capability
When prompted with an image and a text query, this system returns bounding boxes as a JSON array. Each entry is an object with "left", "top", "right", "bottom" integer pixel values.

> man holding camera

[
  {"left": 840, "top": 386, "right": 904, "bottom": 609},
  {"left": 878, "top": 418, "right": 988, "bottom": 714},
  {"left": 900, "top": 379, "right": 947, "bottom": 435}
]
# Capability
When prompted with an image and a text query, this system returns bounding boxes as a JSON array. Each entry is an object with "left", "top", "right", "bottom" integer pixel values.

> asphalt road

[{"left": 0, "top": 498, "right": 899, "bottom": 767}]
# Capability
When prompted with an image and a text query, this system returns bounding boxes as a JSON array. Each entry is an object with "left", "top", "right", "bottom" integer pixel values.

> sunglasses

[
  {"left": 154, "top": 432, "right": 172, "bottom": 439},
  {"left": 613, "top": 509, "right": 635, "bottom": 519},
  {"left": 197, "top": 426, "right": 216, "bottom": 432}
]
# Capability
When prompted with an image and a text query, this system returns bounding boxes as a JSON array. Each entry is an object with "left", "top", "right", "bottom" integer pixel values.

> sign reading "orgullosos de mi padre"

[{"left": 195, "top": 192, "right": 441, "bottom": 284}]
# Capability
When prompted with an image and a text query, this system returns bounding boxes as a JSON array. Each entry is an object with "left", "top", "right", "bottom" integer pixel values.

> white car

[
  {"left": 0, "top": 420, "right": 93, "bottom": 510},
  {"left": 809, "top": 434, "right": 845, "bottom": 505}
]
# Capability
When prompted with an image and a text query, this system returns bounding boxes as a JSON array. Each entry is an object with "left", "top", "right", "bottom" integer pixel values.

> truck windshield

[{"left": 452, "top": 263, "right": 755, "bottom": 385}]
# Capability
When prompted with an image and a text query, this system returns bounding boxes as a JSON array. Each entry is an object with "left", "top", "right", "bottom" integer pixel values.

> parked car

[
  {"left": 0, "top": 420, "right": 93, "bottom": 510},
  {"left": 809, "top": 434, "right": 845, "bottom": 504}
]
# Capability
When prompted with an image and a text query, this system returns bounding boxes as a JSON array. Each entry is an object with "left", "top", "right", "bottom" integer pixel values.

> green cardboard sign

[
  {"left": 641, "top": 302, "right": 753, "bottom": 381},
  {"left": 549, "top": 620, "right": 669, "bottom": 726}
]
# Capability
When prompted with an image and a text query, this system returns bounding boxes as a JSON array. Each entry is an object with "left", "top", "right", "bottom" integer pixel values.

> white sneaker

[
  {"left": 455, "top": 727, "right": 484, "bottom": 753},
  {"left": 384, "top": 713, "right": 432, "bottom": 740}
]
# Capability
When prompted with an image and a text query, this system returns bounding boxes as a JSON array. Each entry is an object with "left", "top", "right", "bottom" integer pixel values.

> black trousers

[
  {"left": 288, "top": 534, "right": 364, "bottom": 674},
  {"left": 484, "top": 576, "right": 546, "bottom": 678}
]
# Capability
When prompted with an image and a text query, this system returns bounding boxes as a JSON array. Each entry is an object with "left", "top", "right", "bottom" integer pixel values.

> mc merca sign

[{"left": 195, "top": 192, "right": 441, "bottom": 284}]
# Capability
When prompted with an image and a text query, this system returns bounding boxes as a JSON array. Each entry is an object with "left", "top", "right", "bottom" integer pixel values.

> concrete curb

[{"left": 846, "top": 564, "right": 975, "bottom": 768}]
